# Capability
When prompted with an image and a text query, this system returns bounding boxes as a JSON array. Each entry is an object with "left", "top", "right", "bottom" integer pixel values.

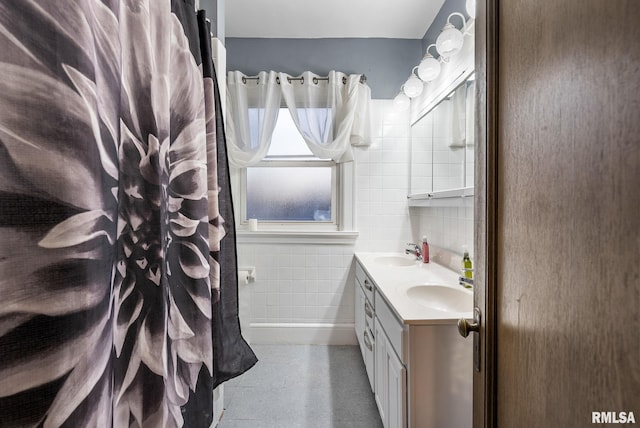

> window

[
  {"left": 241, "top": 108, "right": 353, "bottom": 231},
  {"left": 246, "top": 166, "right": 334, "bottom": 221}
]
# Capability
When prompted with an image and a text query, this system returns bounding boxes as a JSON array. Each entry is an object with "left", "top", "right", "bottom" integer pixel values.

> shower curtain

[{"left": 0, "top": 1, "right": 256, "bottom": 426}]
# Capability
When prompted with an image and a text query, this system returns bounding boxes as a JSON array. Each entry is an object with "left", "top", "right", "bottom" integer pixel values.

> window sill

[{"left": 236, "top": 230, "right": 359, "bottom": 245}]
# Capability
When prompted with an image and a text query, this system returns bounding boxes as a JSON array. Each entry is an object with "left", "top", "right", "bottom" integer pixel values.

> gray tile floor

[{"left": 217, "top": 345, "right": 384, "bottom": 428}]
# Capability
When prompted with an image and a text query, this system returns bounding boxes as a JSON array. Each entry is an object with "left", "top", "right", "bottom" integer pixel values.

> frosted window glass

[{"left": 246, "top": 167, "right": 332, "bottom": 221}]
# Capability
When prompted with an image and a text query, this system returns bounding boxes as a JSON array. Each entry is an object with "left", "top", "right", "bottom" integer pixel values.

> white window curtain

[
  {"left": 350, "top": 81, "right": 372, "bottom": 147},
  {"left": 226, "top": 71, "right": 282, "bottom": 167},
  {"left": 279, "top": 71, "right": 369, "bottom": 163}
]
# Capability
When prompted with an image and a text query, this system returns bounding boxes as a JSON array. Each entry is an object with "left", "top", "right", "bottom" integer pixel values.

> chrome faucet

[
  {"left": 458, "top": 276, "right": 474, "bottom": 289},
  {"left": 405, "top": 243, "right": 422, "bottom": 260}
]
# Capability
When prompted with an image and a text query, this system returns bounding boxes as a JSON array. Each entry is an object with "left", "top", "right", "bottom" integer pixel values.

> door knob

[
  {"left": 459, "top": 308, "right": 481, "bottom": 372},
  {"left": 457, "top": 307, "right": 481, "bottom": 338}
]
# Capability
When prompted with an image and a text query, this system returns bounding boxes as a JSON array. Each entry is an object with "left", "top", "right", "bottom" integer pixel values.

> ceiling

[{"left": 225, "top": 0, "right": 445, "bottom": 39}]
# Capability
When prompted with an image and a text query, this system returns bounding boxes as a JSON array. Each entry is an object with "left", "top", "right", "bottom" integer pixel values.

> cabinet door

[
  {"left": 375, "top": 318, "right": 407, "bottom": 428},
  {"left": 387, "top": 347, "right": 407, "bottom": 428},
  {"left": 363, "top": 326, "right": 375, "bottom": 392},
  {"left": 374, "top": 320, "right": 388, "bottom": 426}
]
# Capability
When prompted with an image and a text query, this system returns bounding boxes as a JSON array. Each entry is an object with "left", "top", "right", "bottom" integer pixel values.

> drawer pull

[
  {"left": 364, "top": 301, "right": 373, "bottom": 318},
  {"left": 363, "top": 330, "right": 374, "bottom": 351},
  {"left": 364, "top": 279, "right": 373, "bottom": 291}
]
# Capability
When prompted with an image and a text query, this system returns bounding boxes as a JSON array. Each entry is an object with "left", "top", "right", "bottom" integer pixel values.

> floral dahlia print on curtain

[{"left": 0, "top": 1, "right": 255, "bottom": 427}]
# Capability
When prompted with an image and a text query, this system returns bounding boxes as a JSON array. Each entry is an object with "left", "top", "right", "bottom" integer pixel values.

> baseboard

[
  {"left": 210, "top": 385, "right": 223, "bottom": 428},
  {"left": 249, "top": 323, "right": 357, "bottom": 345}
]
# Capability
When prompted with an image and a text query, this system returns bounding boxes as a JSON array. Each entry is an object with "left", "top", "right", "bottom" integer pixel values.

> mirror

[{"left": 410, "top": 74, "right": 475, "bottom": 197}]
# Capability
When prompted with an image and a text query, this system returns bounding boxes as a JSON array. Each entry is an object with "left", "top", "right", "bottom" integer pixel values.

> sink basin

[
  {"left": 405, "top": 285, "right": 472, "bottom": 313},
  {"left": 373, "top": 256, "right": 417, "bottom": 267}
]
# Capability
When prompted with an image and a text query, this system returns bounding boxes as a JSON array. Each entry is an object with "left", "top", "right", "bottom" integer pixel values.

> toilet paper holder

[{"left": 238, "top": 266, "right": 256, "bottom": 284}]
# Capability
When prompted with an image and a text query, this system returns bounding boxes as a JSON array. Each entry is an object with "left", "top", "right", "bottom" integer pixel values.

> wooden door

[{"left": 474, "top": 1, "right": 640, "bottom": 426}]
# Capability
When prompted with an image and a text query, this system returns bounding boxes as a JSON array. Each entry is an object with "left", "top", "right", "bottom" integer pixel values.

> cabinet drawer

[
  {"left": 356, "top": 262, "right": 375, "bottom": 304},
  {"left": 375, "top": 290, "right": 406, "bottom": 365},
  {"left": 364, "top": 295, "right": 374, "bottom": 326},
  {"left": 363, "top": 324, "right": 375, "bottom": 392}
]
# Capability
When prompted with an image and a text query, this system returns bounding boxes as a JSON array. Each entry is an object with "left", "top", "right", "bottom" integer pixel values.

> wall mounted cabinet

[{"left": 408, "top": 21, "right": 475, "bottom": 207}]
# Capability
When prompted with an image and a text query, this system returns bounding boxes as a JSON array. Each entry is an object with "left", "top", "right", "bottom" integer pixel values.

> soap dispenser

[
  {"left": 421, "top": 236, "right": 430, "bottom": 263},
  {"left": 462, "top": 247, "right": 473, "bottom": 279}
]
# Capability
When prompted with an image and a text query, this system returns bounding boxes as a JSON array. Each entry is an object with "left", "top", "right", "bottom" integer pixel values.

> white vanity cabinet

[
  {"left": 356, "top": 260, "right": 407, "bottom": 428},
  {"left": 353, "top": 255, "right": 473, "bottom": 428}
]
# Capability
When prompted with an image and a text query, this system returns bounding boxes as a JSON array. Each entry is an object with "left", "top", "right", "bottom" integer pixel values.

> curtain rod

[{"left": 240, "top": 74, "right": 367, "bottom": 85}]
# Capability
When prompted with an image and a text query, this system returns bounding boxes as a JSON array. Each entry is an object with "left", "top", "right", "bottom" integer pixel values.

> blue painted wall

[
  {"left": 421, "top": 0, "right": 471, "bottom": 53},
  {"left": 222, "top": 0, "right": 469, "bottom": 99},
  {"left": 226, "top": 38, "right": 422, "bottom": 99},
  {"left": 199, "top": 0, "right": 224, "bottom": 40}
]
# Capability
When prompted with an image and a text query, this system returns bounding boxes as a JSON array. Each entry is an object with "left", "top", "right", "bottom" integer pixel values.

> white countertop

[{"left": 354, "top": 252, "right": 474, "bottom": 326}]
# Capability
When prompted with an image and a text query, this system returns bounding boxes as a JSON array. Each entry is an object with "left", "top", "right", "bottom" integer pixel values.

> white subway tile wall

[
  {"left": 354, "top": 100, "right": 413, "bottom": 253},
  {"left": 238, "top": 243, "right": 356, "bottom": 324},
  {"left": 410, "top": 206, "right": 474, "bottom": 259},
  {"left": 236, "top": 99, "right": 473, "bottom": 336}
]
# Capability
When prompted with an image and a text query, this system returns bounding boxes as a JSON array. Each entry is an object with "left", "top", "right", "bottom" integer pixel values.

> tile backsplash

[{"left": 410, "top": 206, "right": 474, "bottom": 259}]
